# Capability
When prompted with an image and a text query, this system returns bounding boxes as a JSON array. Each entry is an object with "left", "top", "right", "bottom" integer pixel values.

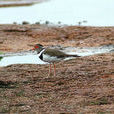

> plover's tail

[{"left": 67, "top": 54, "right": 80, "bottom": 57}]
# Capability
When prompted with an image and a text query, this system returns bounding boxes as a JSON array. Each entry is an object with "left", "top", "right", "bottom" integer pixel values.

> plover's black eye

[{"left": 38, "top": 44, "right": 43, "bottom": 47}]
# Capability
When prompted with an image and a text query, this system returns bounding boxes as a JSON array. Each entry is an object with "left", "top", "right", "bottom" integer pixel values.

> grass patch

[
  {"left": 89, "top": 97, "right": 109, "bottom": 105},
  {"left": 0, "top": 57, "right": 2, "bottom": 60},
  {"left": 15, "top": 90, "right": 25, "bottom": 97},
  {"left": 0, "top": 81, "right": 18, "bottom": 89},
  {"left": 0, "top": 107, "right": 9, "bottom": 113},
  {"left": 97, "top": 111, "right": 112, "bottom": 114}
]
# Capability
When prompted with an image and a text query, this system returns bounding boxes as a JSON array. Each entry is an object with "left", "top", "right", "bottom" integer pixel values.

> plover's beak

[
  {"left": 29, "top": 48, "right": 35, "bottom": 51},
  {"left": 32, "top": 48, "right": 35, "bottom": 50}
]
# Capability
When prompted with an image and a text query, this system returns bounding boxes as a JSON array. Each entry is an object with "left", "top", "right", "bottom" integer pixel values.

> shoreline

[
  {"left": 0, "top": 0, "right": 47, "bottom": 7},
  {"left": 0, "top": 24, "right": 114, "bottom": 52}
]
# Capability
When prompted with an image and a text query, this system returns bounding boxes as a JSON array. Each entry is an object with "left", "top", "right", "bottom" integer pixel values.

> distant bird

[{"left": 32, "top": 44, "right": 80, "bottom": 76}]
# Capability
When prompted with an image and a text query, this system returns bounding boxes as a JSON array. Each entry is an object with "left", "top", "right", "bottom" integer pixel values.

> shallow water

[
  {"left": 65, "top": 45, "right": 114, "bottom": 56},
  {"left": 0, "top": 55, "right": 45, "bottom": 66},
  {"left": 0, "top": 0, "right": 114, "bottom": 26},
  {"left": 0, "top": 45, "right": 114, "bottom": 67}
]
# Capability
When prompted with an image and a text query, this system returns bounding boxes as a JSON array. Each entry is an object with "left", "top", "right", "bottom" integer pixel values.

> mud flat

[
  {"left": 0, "top": 0, "right": 46, "bottom": 7},
  {"left": 0, "top": 24, "right": 114, "bottom": 113}
]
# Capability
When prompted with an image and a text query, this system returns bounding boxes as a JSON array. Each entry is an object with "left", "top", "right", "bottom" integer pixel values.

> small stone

[{"left": 22, "top": 21, "right": 29, "bottom": 25}]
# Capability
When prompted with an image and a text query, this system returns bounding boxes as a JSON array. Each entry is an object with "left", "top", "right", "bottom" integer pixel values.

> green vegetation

[
  {"left": 22, "top": 21, "right": 29, "bottom": 25},
  {"left": 89, "top": 97, "right": 109, "bottom": 105},
  {"left": 45, "top": 21, "right": 49, "bottom": 25},
  {"left": 0, "top": 57, "right": 2, "bottom": 60},
  {"left": 0, "top": 107, "right": 9, "bottom": 113},
  {"left": 15, "top": 90, "right": 25, "bottom": 97},
  {"left": 97, "top": 111, "right": 112, "bottom": 114},
  {"left": 0, "top": 81, "right": 18, "bottom": 89},
  {"left": 0, "top": 52, "right": 3, "bottom": 61},
  {"left": 35, "top": 22, "right": 40, "bottom": 25}
]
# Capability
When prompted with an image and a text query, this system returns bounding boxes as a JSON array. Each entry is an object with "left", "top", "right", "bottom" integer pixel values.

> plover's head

[{"left": 33, "top": 44, "right": 44, "bottom": 53}]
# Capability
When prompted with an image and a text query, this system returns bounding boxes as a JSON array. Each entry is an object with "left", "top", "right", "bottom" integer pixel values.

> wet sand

[{"left": 0, "top": 0, "right": 47, "bottom": 7}]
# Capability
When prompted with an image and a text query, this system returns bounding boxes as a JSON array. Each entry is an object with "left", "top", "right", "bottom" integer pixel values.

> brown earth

[{"left": 0, "top": 24, "right": 114, "bottom": 113}]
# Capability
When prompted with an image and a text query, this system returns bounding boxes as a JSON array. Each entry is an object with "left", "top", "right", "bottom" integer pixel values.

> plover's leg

[
  {"left": 53, "top": 63, "right": 56, "bottom": 76},
  {"left": 48, "top": 64, "right": 51, "bottom": 76}
]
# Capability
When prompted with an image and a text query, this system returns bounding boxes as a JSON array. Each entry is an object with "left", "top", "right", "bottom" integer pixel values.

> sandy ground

[{"left": 0, "top": 24, "right": 114, "bottom": 113}]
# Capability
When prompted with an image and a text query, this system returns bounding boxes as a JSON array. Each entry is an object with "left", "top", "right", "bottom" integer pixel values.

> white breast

[
  {"left": 42, "top": 54, "right": 62, "bottom": 63},
  {"left": 38, "top": 49, "right": 45, "bottom": 56}
]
